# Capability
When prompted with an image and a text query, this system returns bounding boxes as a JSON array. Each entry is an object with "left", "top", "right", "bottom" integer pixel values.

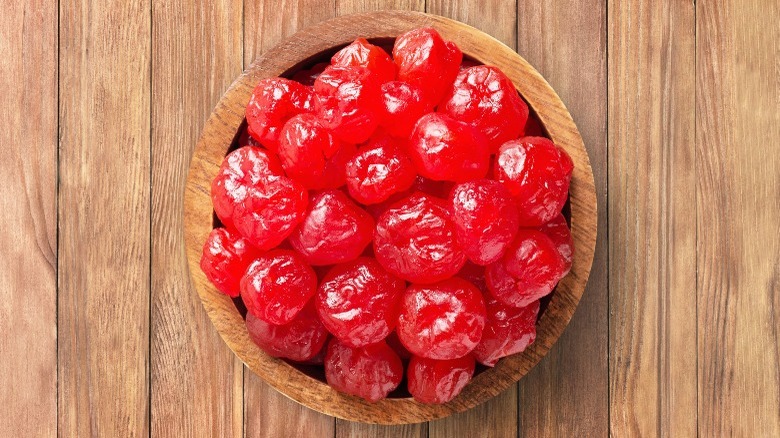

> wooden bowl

[{"left": 184, "top": 10, "right": 597, "bottom": 424}]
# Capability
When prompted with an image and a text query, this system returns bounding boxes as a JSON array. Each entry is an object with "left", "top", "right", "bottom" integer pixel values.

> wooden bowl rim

[{"left": 183, "top": 10, "right": 598, "bottom": 424}]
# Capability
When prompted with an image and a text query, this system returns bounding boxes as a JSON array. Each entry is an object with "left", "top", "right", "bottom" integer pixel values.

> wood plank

[
  {"left": 608, "top": 0, "right": 697, "bottom": 436},
  {"left": 150, "top": 1, "right": 243, "bottom": 437},
  {"left": 0, "top": 0, "right": 58, "bottom": 436},
  {"left": 242, "top": 2, "right": 337, "bottom": 436},
  {"left": 58, "top": 0, "right": 151, "bottom": 435},
  {"left": 696, "top": 0, "right": 780, "bottom": 435},
  {"left": 515, "top": 1, "right": 608, "bottom": 435},
  {"left": 332, "top": 2, "right": 428, "bottom": 436},
  {"left": 425, "top": 1, "right": 517, "bottom": 436}
]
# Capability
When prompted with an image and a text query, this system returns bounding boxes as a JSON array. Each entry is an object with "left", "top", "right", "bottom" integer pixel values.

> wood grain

[
  {"left": 184, "top": 10, "right": 596, "bottom": 424},
  {"left": 332, "top": 1, "right": 427, "bottom": 436},
  {"left": 608, "top": 0, "right": 697, "bottom": 436},
  {"left": 0, "top": 0, "right": 58, "bottom": 436},
  {"left": 516, "top": 1, "right": 609, "bottom": 435},
  {"left": 696, "top": 0, "right": 780, "bottom": 435},
  {"left": 425, "top": 2, "right": 518, "bottom": 436},
  {"left": 58, "top": 0, "right": 151, "bottom": 435},
  {"left": 242, "top": 1, "right": 337, "bottom": 437},
  {"left": 150, "top": 1, "right": 243, "bottom": 437}
]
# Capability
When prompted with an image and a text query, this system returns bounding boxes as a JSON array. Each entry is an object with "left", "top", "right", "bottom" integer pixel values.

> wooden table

[{"left": 1, "top": 0, "right": 777, "bottom": 436}]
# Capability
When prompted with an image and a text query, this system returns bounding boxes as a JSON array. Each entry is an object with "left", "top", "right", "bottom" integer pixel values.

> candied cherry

[
  {"left": 456, "top": 261, "right": 488, "bottom": 293},
  {"left": 472, "top": 297, "right": 539, "bottom": 366},
  {"left": 289, "top": 190, "right": 374, "bottom": 266},
  {"left": 211, "top": 146, "right": 307, "bottom": 249},
  {"left": 277, "top": 113, "right": 347, "bottom": 189},
  {"left": 539, "top": 213, "right": 574, "bottom": 275},
  {"left": 495, "top": 137, "right": 574, "bottom": 226},
  {"left": 314, "top": 65, "right": 383, "bottom": 144},
  {"left": 345, "top": 133, "right": 416, "bottom": 205},
  {"left": 331, "top": 38, "right": 396, "bottom": 83},
  {"left": 374, "top": 192, "right": 466, "bottom": 283},
  {"left": 200, "top": 227, "right": 263, "bottom": 297},
  {"left": 450, "top": 179, "right": 520, "bottom": 265},
  {"left": 409, "top": 113, "right": 490, "bottom": 182},
  {"left": 246, "top": 78, "right": 315, "bottom": 152},
  {"left": 379, "top": 81, "right": 433, "bottom": 138},
  {"left": 291, "top": 62, "right": 329, "bottom": 86},
  {"left": 486, "top": 229, "right": 566, "bottom": 308},
  {"left": 440, "top": 66, "right": 529, "bottom": 153},
  {"left": 324, "top": 339, "right": 403, "bottom": 402},
  {"left": 245, "top": 302, "right": 329, "bottom": 362},
  {"left": 240, "top": 249, "right": 317, "bottom": 325},
  {"left": 316, "top": 258, "right": 405, "bottom": 347},
  {"left": 397, "top": 278, "right": 487, "bottom": 360},
  {"left": 407, "top": 355, "right": 475, "bottom": 404},
  {"left": 392, "top": 28, "right": 462, "bottom": 105}
]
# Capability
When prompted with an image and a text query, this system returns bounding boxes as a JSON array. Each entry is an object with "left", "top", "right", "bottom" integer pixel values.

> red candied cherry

[
  {"left": 316, "top": 257, "right": 405, "bottom": 347},
  {"left": 246, "top": 78, "right": 315, "bottom": 152},
  {"left": 456, "top": 261, "right": 488, "bottom": 293},
  {"left": 278, "top": 113, "right": 346, "bottom": 189},
  {"left": 392, "top": 27, "right": 462, "bottom": 105},
  {"left": 240, "top": 249, "right": 317, "bottom": 325},
  {"left": 409, "top": 113, "right": 490, "bottom": 182},
  {"left": 314, "top": 65, "right": 383, "bottom": 144},
  {"left": 374, "top": 193, "right": 466, "bottom": 283},
  {"left": 291, "top": 62, "right": 329, "bottom": 86},
  {"left": 413, "top": 176, "right": 455, "bottom": 199},
  {"left": 450, "top": 179, "right": 520, "bottom": 265},
  {"left": 345, "top": 133, "right": 417, "bottom": 205},
  {"left": 324, "top": 339, "right": 403, "bottom": 402},
  {"left": 289, "top": 190, "right": 374, "bottom": 266},
  {"left": 407, "top": 355, "right": 475, "bottom": 404},
  {"left": 245, "top": 302, "right": 329, "bottom": 362},
  {"left": 539, "top": 213, "right": 574, "bottom": 275},
  {"left": 200, "top": 227, "right": 263, "bottom": 297},
  {"left": 472, "top": 297, "right": 539, "bottom": 366},
  {"left": 440, "top": 66, "right": 529, "bottom": 153},
  {"left": 486, "top": 229, "right": 566, "bottom": 308},
  {"left": 397, "top": 278, "right": 487, "bottom": 360},
  {"left": 211, "top": 146, "right": 307, "bottom": 249},
  {"left": 379, "top": 81, "right": 433, "bottom": 138},
  {"left": 495, "top": 137, "right": 574, "bottom": 226},
  {"left": 331, "top": 38, "right": 396, "bottom": 83}
]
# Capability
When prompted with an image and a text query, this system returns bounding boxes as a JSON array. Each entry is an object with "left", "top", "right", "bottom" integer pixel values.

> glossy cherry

[
  {"left": 495, "top": 137, "right": 574, "bottom": 226},
  {"left": 392, "top": 27, "right": 462, "bottom": 104},
  {"left": 379, "top": 81, "right": 433, "bottom": 138},
  {"left": 486, "top": 229, "right": 567, "bottom": 308},
  {"left": 345, "top": 133, "right": 417, "bottom": 205},
  {"left": 408, "top": 113, "right": 490, "bottom": 182},
  {"left": 331, "top": 38, "right": 396, "bottom": 83},
  {"left": 397, "top": 278, "right": 487, "bottom": 360},
  {"left": 316, "top": 257, "right": 405, "bottom": 347},
  {"left": 245, "top": 302, "right": 329, "bottom": 362},
  {"left": 240, "top": 249, "right": 317, "bottom": 325},
  {"left": 200, "top": 227, "right": 263, "bottom": 297},
  {"left": 288, "top": 190, "right": 374, "bottom": 265},
  {"left": 441, "top": 65, "right": 529, "bottom": 153},
  {"left": 245, "top": 78, "right": 315, "bottom": 152},
  {"left": 407, "top": 354, "right": 475, "bottom": 404},
  {"left": 324, "top": 340, "right": 403, "bottom": 402},
  {"left": 314, "top": 65, "right": 383, "bottom": 144},
  {"left": 539, "top": 213, "right": 574, "bottom": 275},
  {"left": 449, "top": 179, "right": 520, "bottom": 265},
  {"left": 374, "top": 192, "right": 466, "bottom": 283},
  {"left": 472, "top": 297, "right": 539, "bottom": 366},
  {"left": 211, "top": 146, "right": 307, "bottom": 250}
]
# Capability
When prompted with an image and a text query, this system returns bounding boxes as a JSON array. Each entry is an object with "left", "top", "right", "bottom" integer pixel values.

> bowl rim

[{"left": 183, "top": 10, "right": 598, "bottom": 424}]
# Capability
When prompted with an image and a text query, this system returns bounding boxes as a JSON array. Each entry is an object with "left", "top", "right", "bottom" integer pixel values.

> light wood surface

[{"left": 1, "top": 0, "right": 778, "bottom": 435}]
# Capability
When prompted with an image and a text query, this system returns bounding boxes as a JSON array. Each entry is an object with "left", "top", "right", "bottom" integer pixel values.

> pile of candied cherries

[{"left": 201, "top": 28, "right": 574, "bottom": 404}]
